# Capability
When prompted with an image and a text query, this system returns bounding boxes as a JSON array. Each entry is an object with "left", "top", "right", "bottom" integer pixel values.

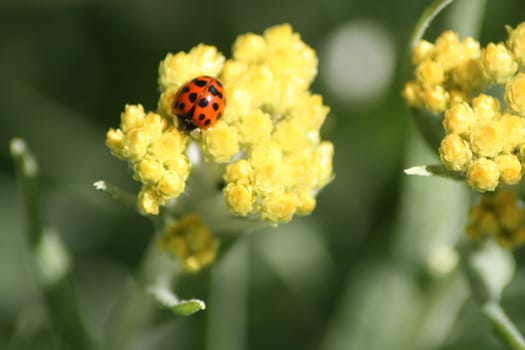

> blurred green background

[{"left": 2, "top": 0, "right": 525, "bottom": 349}]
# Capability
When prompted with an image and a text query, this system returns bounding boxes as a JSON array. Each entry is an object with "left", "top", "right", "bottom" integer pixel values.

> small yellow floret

[
  {"left": 158, "top": 44, "right": 225, "bottom": 91},
  {"left": 451, "top": 59, "right": 485, "bottom": 91},
  {"left": 106, "top": 128, "right": 124, "bottom": 157},
  {"left": 481, "top": 42, "right": 518, "bottom": 83},
  {"left": 313, "top": 142, "right": 335, "bottom": 188},
  {"left": 494, "top": 154, "right": 522, "bottom": 185},
  {"left": 412, "top": 40, "right": 435, "bottom": 64},
  {"left": 416, "top": 59, "right": 445, "bottom": 85},
  {"left": 422, "top": 84, "right": 449, "bottom": 113},
  {"left": 296, "top": 190, "right": 316, "bottom": 215},
  {"left": 201, "top": 123, "right": 240, "bottom": 163},
  {"left": 505, "top": 73, "right": 525, "bottom": 116},
  {"left": 466, "top": 158, "right": 500, "bottom": 192},
  {"left": 135, "top": 159, "right": 163, "bottom": 183},
  {"left": 434, "top": 31, "right": 464, "bottom": 71},
  {"left": 236, "top": 109, "right": 273, "bottom": 146},
  {"left": 469, "top": 120, "right": 504, "bottom": 158},
  {"left": 224, "top": 160, "right": 253, "bottom": 185},
  {"left": 461, "top": 37, "right": 481, "bottom": 59},
  {"left": 402, "top": 80, "right": 423, "bottom": 107},
  {"left": 158, "top": 213, "right": 218, "bottom": 272},
  {"left": 138, "top": 186, "right": 164, "bottom": 215},
  {"left": 465, "top": 190, "right": 525, "bottom": 248},
  {"left": 223, "top": 183, "right": 254, "bottom": 216},
  {"left": 260, "top": 192, "right": 297, "bottom": 223},
  {"left": 472, "top": 94, "right": 501, "bottom": 122},
  {"left": 289, "top": 94, "right": 330, "bottom": 132},
  {"left": 449, "top": 90, "right": 468, "bottom": 105},
  {"left": 442, "top": 102, "right": 474, "bottom": 135},
  {"left": 499, "top": 113, "right": 525, "bottom": 152},
  {"left": 507, "top": 22, "right": 525, "bottom": 66},
  {"left": 439, "top": 134, "right": 472, "bottom": 172},
  {"left": 232, "top": 32, "right": 267, "bottom": 62}
]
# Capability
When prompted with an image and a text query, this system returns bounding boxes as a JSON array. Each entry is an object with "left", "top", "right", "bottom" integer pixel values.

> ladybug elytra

[{"left": 172, "top": 75, "right": 226, "bottom": 131}]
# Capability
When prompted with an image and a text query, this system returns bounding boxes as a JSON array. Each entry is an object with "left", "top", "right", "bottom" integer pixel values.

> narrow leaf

[
  {"left": 93, "top": 180, "right": 137, "bottom": 209},
  {"left": 404, "top": 164, "right": 465, "bottom": 180},
  {"left": 147, "top": 279, "right": 206, "bottom": 317}
]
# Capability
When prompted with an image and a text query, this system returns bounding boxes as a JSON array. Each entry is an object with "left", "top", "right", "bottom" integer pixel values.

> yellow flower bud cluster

[
  {"left": 403, "top": 22, "right": 525, "bottom": 192},
  {"left": 465, "top": 190, "right": 525, "bottom": 248},
  {"left": 403, "top": 23, "right": 525, "bottom": 114},
  {"left": 439, "top": 94, "right": 525, "bottom": 191},
  {"left": 106, "top": 105, "right": 190, "bottom": 214},
  {"left": 158, "top": 213, "right": 218, "bottom": 272},
  {"left": 157, "top": 24, "right": 333, "bottom": 223},
  {"left": 402, "top": 31, "right": 484, "bottom": 113},
  {"left": 219, "top": 25, "right": 333, "bottom": 223},
  {"left": 107, "top": 24, "right": 334, "bottom": 223}
]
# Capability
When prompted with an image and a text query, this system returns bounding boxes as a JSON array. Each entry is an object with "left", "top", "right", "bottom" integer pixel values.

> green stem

[
  {"left": 103, "top": 233, "right": 174, "bottom": 350},
  {"left": 93, "top": 180, "right": 138, "bottom": 210},
  {"left": 402, "top": 0, "right": 454, "bottom": 80},
  {"left": 10, "top": 138, "right": 43, "bottom": 248},
  {"left": 482, "top": 302, "right": 525, "bottom": 350},
  {"left": 206, "top": 238, "right": 248, "bottom": 350},
  {"left": 10, "top": 138, "right": 95, "bottom": 350},
  {"left": 407, "top": 0, "right": 454, "bottom": 52},
  {"left": 401, "top": 0, "right": 455, "bottom": 150}
]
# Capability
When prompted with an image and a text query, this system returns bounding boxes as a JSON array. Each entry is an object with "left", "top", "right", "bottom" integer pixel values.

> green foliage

[{"left": 3, "top": 0, "right": 525, "bottom": 349}]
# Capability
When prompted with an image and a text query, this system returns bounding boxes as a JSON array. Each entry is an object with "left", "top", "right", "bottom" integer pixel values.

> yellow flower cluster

[
  {"left": 217, "top": 25, "right": 333, "bottom": 222},
  {"left": 158, "top": 213, "right": 218, "bottom": 272},
  {"left": 107, "top": 24, "right": 334, "bottom": 222},
  {"left": 465, "top": 190, "right": 525, "bottom": 248},
  {"left": 403, "top": 23, "right": 525, "bottom": 192},
  {"left": 106, "top": 105, "right": 190, "bottom": 214}
]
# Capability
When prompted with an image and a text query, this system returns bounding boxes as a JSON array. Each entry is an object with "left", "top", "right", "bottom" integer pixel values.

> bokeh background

[{"left": 2, "top": 0, "right": 525, "bottom": 349}]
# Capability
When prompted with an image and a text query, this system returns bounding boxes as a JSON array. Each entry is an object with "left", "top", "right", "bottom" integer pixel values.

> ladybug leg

[{"left": 176, "top": 115, "right": 198, "bottom": 132}]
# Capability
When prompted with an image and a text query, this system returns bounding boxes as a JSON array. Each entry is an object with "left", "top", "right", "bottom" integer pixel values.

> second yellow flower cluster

[
  {"left": 403, "top": 23, "right": 525, "bottom": 192},
  {"left": 466, "top": 190, "right": 525, "bottom": 248}
]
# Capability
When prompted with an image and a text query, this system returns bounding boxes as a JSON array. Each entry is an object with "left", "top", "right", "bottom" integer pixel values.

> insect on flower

[{"left": 172, "top": 75, "right": 226, "bottom": 132}]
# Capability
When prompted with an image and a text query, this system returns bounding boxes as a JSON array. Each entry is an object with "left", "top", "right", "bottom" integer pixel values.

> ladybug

[{"left": 172, "top": 75, "right": 226, "bottom": 132}]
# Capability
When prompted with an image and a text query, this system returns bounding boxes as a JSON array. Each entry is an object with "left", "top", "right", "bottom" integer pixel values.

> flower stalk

[{"left": 10, "top": 138, "right": 95, "bottom": 350}]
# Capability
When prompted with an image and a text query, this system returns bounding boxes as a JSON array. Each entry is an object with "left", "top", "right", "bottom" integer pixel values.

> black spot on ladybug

[
  {"left": 212, "top": 102, "right": 219, "bottom": 111},
  {"left": 193, "top": 78, "right": 207, "bottom": 87},
  {"left": 189, "top": 92, "right": 197, "bottom": 103},
  {"left": 178, "top": 102, "right": 185, "bottom": 110},
  {"left": 204, "top": 119, "right": 211, "bottom": 126},
  {"left": 208, "top": 84, "right": 223, "bottom": 99},
  {"left": 181, "top": 86, "right": 190, "bottom": 93},
  {"left": 217, "top": 113, "right": 223, "bottom": 120},
  {"left": 199, "top": 113, "right": 206, "bottom": 120},
  {"left": 198, "top": 98, "right": 209, "bottom": 107},
  {"left": 187, "top": 105, "right": 196, "bottom": 118}
]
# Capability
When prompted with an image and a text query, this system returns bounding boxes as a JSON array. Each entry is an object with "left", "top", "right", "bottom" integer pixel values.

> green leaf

[
  {"left": 409, "top": 108, "right": 446, "bottom": 152},
  {"left": 404, "top": 164, "right": 465, "bottom": 181},
  {"left": 146, "top": 278, "right": 206, "bottom": 317},
  {"left": 407, "top": 0, "right": 455, "bottom": 52},
  {"left": 93, "top": 180, "right": 138, "bottom": 210},
  {"left": 460, "top": 240, "right": 514, "bottom": 304},
  {"left": 34, "top": 228, "right": 71, "bottom": 287},
  {"left": 401, "top": 0, "right": 454, "bottom": 150},
  {"left": 170, "top": 299, "right": 207, "bottom": 316}
]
